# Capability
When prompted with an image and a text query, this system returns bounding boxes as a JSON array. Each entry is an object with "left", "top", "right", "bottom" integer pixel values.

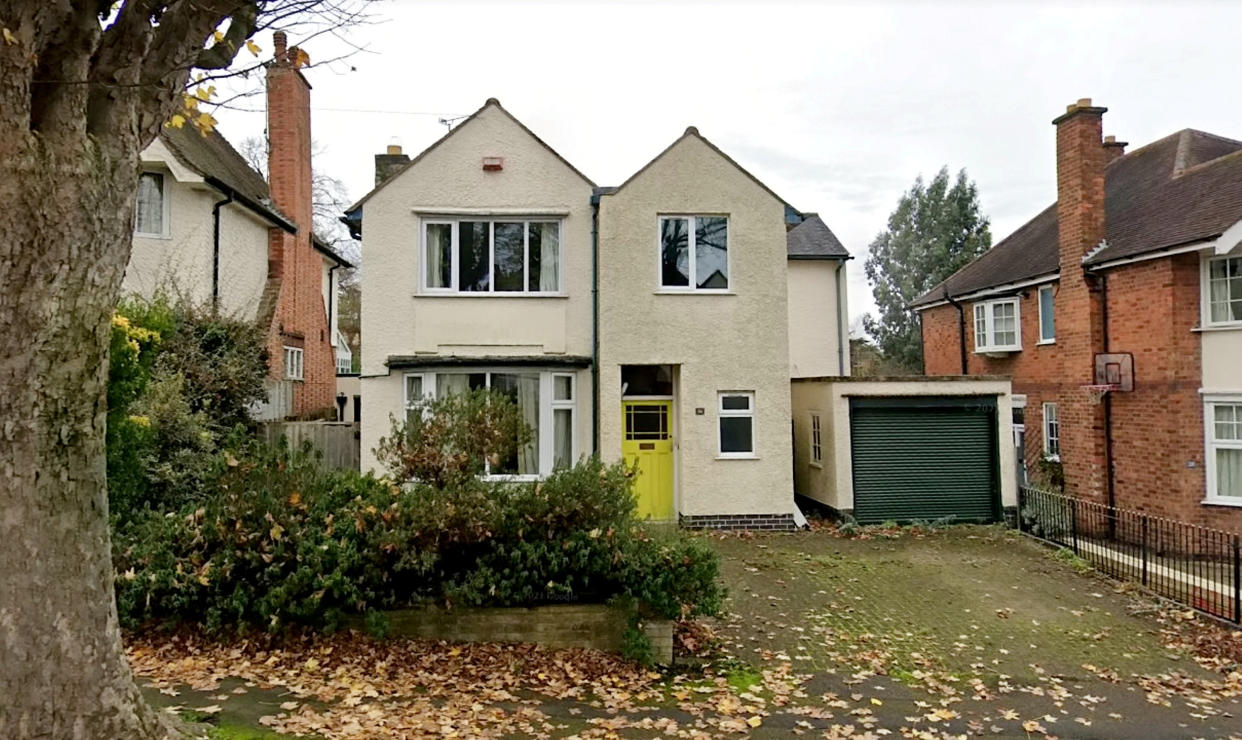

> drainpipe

[
  {"left": 589, "top": 193, "right": 601, "bottom": 456},
  {"left": 1092, "top": 268, "right": 1118, "bottom": 533},
  {"left": 944, "top": 289, "right": 968, "bottom": 375},
  {"left": 211, "top": 190, "right": 235, "bottom": 314},
  {"left": 835, "top": 260, "right": 849, "bottom": 375}
]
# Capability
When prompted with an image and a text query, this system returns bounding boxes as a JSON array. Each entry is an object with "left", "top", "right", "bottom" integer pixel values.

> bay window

[
  {"left": 973, "top": 298, "right": 1021, "bottom": 352},
  {"left": 401, "top": 369, "right": 576, "bottom": 478},
  {"left": 422, "top": 219, "right": 561, "bottom": 294},
  {"left": 1205, "top": 399, "right": 1242, "bottom": 505}
]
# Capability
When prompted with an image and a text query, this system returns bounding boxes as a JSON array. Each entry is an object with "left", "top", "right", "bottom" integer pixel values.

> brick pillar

[{"left": 1053, "top": 98, "right": 1109, "bottom": 503}]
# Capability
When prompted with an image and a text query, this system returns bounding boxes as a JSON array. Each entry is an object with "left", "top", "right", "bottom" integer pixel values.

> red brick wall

[
  {"left": 264, "top": 37, "right": 336, "bottom": 418},
  {"left": 921, "top": 255, "right": 1242, "bottom": 534}
]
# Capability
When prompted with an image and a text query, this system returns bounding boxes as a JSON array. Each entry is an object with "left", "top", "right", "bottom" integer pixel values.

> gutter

[
  {"left": 205, "top": 176, "right": 297, "bottom": 234},
  {"left": 211, "top": 190, "right": 234, "bottom": 313},
  {"left": 943, "top": 289, "right": 968, "bottom": 375},
  {"left": 589, "top": 192, "right": 602, "bottom": 456}
]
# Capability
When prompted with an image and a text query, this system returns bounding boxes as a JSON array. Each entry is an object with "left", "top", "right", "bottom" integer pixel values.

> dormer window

[{"left": 973, "top": 298, "right": 1021, "bottom": 353}]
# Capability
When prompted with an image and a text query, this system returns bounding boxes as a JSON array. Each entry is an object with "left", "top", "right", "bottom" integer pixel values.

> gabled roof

[
  {"left": 912, "top": 128, "right": 1242, "bottom": 308},
  {"left": 602, "top": 126, "right": 798, "bottom": 214},
  {"left": 344, "top": 98, "right": 595, "bottom": 217},
  {"left": 158, "top": 124, "right": 294, "bottom": 232},
  {"left": 787, "top": 214, "right": 849, "bottom": 260}
]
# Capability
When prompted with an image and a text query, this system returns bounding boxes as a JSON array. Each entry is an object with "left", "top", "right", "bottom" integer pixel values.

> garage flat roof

[{"left": 792, "top": 375, "right": 1011, "bottom": 384}]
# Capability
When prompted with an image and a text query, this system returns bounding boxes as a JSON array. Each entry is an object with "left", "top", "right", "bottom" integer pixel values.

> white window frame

[
  {"left": 550, "top": 373, "right": 576, "bottom": 470},
  {"left": 1203, "top": 395, "right": 1242, "bottom": 507},
  {"left": 657, "top": 215, "right": 731, "bottom": 293},
  {"left": 418, "top": 218, "right": 564, "bottom": 295},
  {"left": 1042, "top": 402, "right": 1060, "bottom": 461},
  {"left": 809, "top": 412, "right": 823, "bottom": 467},
  {"left": 1037, "top": 285, "right": 1056, "bottom": 344},
  {"left": 1202, "top": 254, "right": 1242, "bottom": 328},
  {"left": 717, "top": 391, "right": 756, "bottom": 459},
  {"left": 399, "top": 368, "right": 575, "bottom": 480},
  {"left": 973, "top": 297, "right": 1022, "bottom": 353},
  {"left": 134, "top": 171, "right": 170, "bottom": 239},
  {"left": 283, "top": 346, "right": 304, "bottom": 381}
]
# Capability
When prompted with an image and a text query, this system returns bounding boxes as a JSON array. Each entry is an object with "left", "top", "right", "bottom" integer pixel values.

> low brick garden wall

[{"left": 351, "top": 603, "right": 674, "bottom": 665}]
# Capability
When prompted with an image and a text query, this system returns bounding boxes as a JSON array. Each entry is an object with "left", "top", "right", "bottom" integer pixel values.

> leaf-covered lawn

[{"left": 130, "top": 525, "right": 1242, "bottom": 738}]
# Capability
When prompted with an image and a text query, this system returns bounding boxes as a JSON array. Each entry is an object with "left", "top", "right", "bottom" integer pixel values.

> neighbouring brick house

[
  {"left": 124, "top": 31, "right": 351, "bottom": 419},
  {"left": 911, "top": 98, "right": 1242, "bottom": 532}
]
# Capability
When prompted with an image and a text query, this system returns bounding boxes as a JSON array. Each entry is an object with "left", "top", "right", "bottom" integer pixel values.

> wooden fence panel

[{"left": 261, "top": 421, "right": 360, "bottom": 471}]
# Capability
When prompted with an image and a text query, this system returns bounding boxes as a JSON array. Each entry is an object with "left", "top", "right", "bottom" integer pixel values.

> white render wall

[
  {"left": 123, "top": 141, "right": 270, "bottom": 321},
  {"left": 597, "top": 133, "right": 795, "bottom": 517},
  {"left": 791, "top": 378, "right": 1016, "bottom": 514},
  {"left": 357, "top": 103, "right": 596, "bottom": 474},
  {"left": 787, "top": 260, "right": 848, "bottom": 378}
]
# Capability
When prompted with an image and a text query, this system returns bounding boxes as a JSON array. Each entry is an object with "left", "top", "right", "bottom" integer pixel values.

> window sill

[
  {"left": 1043, "top": 454, "right": 1060, "bottom": 463},
  {"left": 977, "top": 347, "right": 1021, "bottom": 357},
  {"left": 1201, "top": 498, "right": 1242, "bottom": 508},
  {"left": 716, "top": 454, "right": 759, "bottom": 460},
  {"left": 1036, "top": 339, "right": 1056, "bottom": 346},
  {"left": 134, "top": 231, "right": 171, "bottom": 240},
  {"left": 482, "top": 474, "right": 542, "bottom": 482},
  {"left": 1192, "top": 324, "right": 1242, "bottom": 333},
  {"left": 655, "top": 289, "right": 735, "bottom": 296},
  {"left": 413, "top": 292, "right": 569, "bottom": 299},
  {"left": 809, "top": 461, "right": 823, "bottom": 469}
]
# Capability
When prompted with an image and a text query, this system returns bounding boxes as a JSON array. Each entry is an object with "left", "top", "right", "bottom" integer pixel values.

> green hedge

[{"left": 113, "top": 444, "right": 723, "bottom": 633}]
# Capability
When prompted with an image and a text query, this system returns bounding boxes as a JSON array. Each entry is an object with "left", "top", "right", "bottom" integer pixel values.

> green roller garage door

[{"left": 850, "top": 396, "right": 1000, "bottom": 525}]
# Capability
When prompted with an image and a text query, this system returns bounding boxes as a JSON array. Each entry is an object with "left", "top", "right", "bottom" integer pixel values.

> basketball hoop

[{"left": 1081, "top": 384, "right": 1117, "bottom": 405}]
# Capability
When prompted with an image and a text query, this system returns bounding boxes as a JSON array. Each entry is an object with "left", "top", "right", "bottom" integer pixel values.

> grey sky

[{"left": 216, "top": 0, "right": 1242, "bottom": 328}]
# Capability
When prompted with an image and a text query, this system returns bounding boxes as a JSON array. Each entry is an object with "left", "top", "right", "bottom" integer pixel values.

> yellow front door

[{"left": 622, "top": 400, "right": 674, "bottom": 520}]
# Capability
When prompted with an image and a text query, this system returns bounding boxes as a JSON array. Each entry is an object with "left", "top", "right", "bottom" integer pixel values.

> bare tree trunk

[{"left": 0, "top": 134, "right": 181, "bottom": 737}]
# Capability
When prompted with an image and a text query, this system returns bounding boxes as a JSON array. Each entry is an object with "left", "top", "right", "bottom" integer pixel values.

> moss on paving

[{"left": 709, "top": 525, "right": 1207, "bottom": 686}]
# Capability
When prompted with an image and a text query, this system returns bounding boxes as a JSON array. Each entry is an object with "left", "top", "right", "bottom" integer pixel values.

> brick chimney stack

[
  {"left": 374, "top": 138, "right": 411, "bottom": 186},
  {"left": 266, "top": 31, "right": 313, "bottom": 278},
  {"left": 1103, "top": 135, "right": 1128, "bottom": 163},
  {"left": 1052, "top": 97, "right": 1110, "bottom": 503}
]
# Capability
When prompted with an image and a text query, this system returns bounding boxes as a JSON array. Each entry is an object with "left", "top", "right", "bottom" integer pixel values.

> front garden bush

[{"left": 114, "top": 442, "right": 724, "bottom": 633}]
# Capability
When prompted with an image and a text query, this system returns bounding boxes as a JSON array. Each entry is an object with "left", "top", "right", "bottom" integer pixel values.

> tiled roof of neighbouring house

[
  {"left": 912, "top": 129, "right": 1242, "bottom": 307},
  {"left": 787, "top": 213, "right": 850, "bottom": 260},
  {"left": 158, "top": 124, "right": 293, "bottom": 229}
]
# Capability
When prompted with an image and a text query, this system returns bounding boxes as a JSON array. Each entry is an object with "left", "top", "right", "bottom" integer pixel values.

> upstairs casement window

[
  {"left": 422, "top": 219, "right": 562, "bottom": 294},
  {"left": 1206, "top": 255, "right": 1242, "bottom": 325},
  {"left": 660, "top": 215, "right": 729, "bottom": 291},
  {"left": 1038, "top": 285, "right": 1056, "bottom": 343},
  {"left": 134, "top": 172, "right": 168, "bottom": 237},
  {"left": 973, "top": 297, "right": 1021, "bottom": 352}
]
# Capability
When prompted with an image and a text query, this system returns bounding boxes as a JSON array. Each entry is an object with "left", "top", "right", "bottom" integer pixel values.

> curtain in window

[
  {"left": 490, "top": 373, "right": 539, "bottom": 475},
  {"left": 135, "top": 173, "right": 164, "bottom": 235},
  {"left": 1218, "top": 448, "right": 1242, "bottom": 499},
  {"left": 529, "top": 222, "right": 560, "bottom": 292},
  {"left": 553, "top": 409, "right": 572, "bottom": 468},
  {"left": 425, "top": 224, "right": 451, "bottom": 288}
]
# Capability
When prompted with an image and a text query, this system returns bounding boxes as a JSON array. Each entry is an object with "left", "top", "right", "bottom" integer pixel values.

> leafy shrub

[
  {"left": 107, "top": 295, "right": 268, "bottom": 522},
  {"left": 114, "top": 447, "right": 724, "bottom": 633},
  {"left": 374, "top": 389, "right": 532, "bottom": 487}
]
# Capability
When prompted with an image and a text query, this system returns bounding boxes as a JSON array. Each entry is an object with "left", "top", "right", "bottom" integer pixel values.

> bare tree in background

[{"left": 0, "top": 2, "right": 370, "bottom": 736}]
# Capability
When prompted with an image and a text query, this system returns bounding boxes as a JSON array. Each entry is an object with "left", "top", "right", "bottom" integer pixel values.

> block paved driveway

[{"left": 706, "top": 524, "right": 1242, "bottom": 738}]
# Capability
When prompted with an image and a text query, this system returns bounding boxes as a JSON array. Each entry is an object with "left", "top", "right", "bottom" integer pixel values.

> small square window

[
  {"left": 718, "top": 392, "right": 755, "bottom": 456},
  {"left": 283, "top": 346, "right": 304, "bottom": 381},
  {"left": 660, "top": 216, "right": 728, "bottom": 291}
]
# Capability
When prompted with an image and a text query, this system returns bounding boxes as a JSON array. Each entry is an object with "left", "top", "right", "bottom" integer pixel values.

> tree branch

[{"left": 194, "top": 2, "right": 256, "bottom": 70}]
